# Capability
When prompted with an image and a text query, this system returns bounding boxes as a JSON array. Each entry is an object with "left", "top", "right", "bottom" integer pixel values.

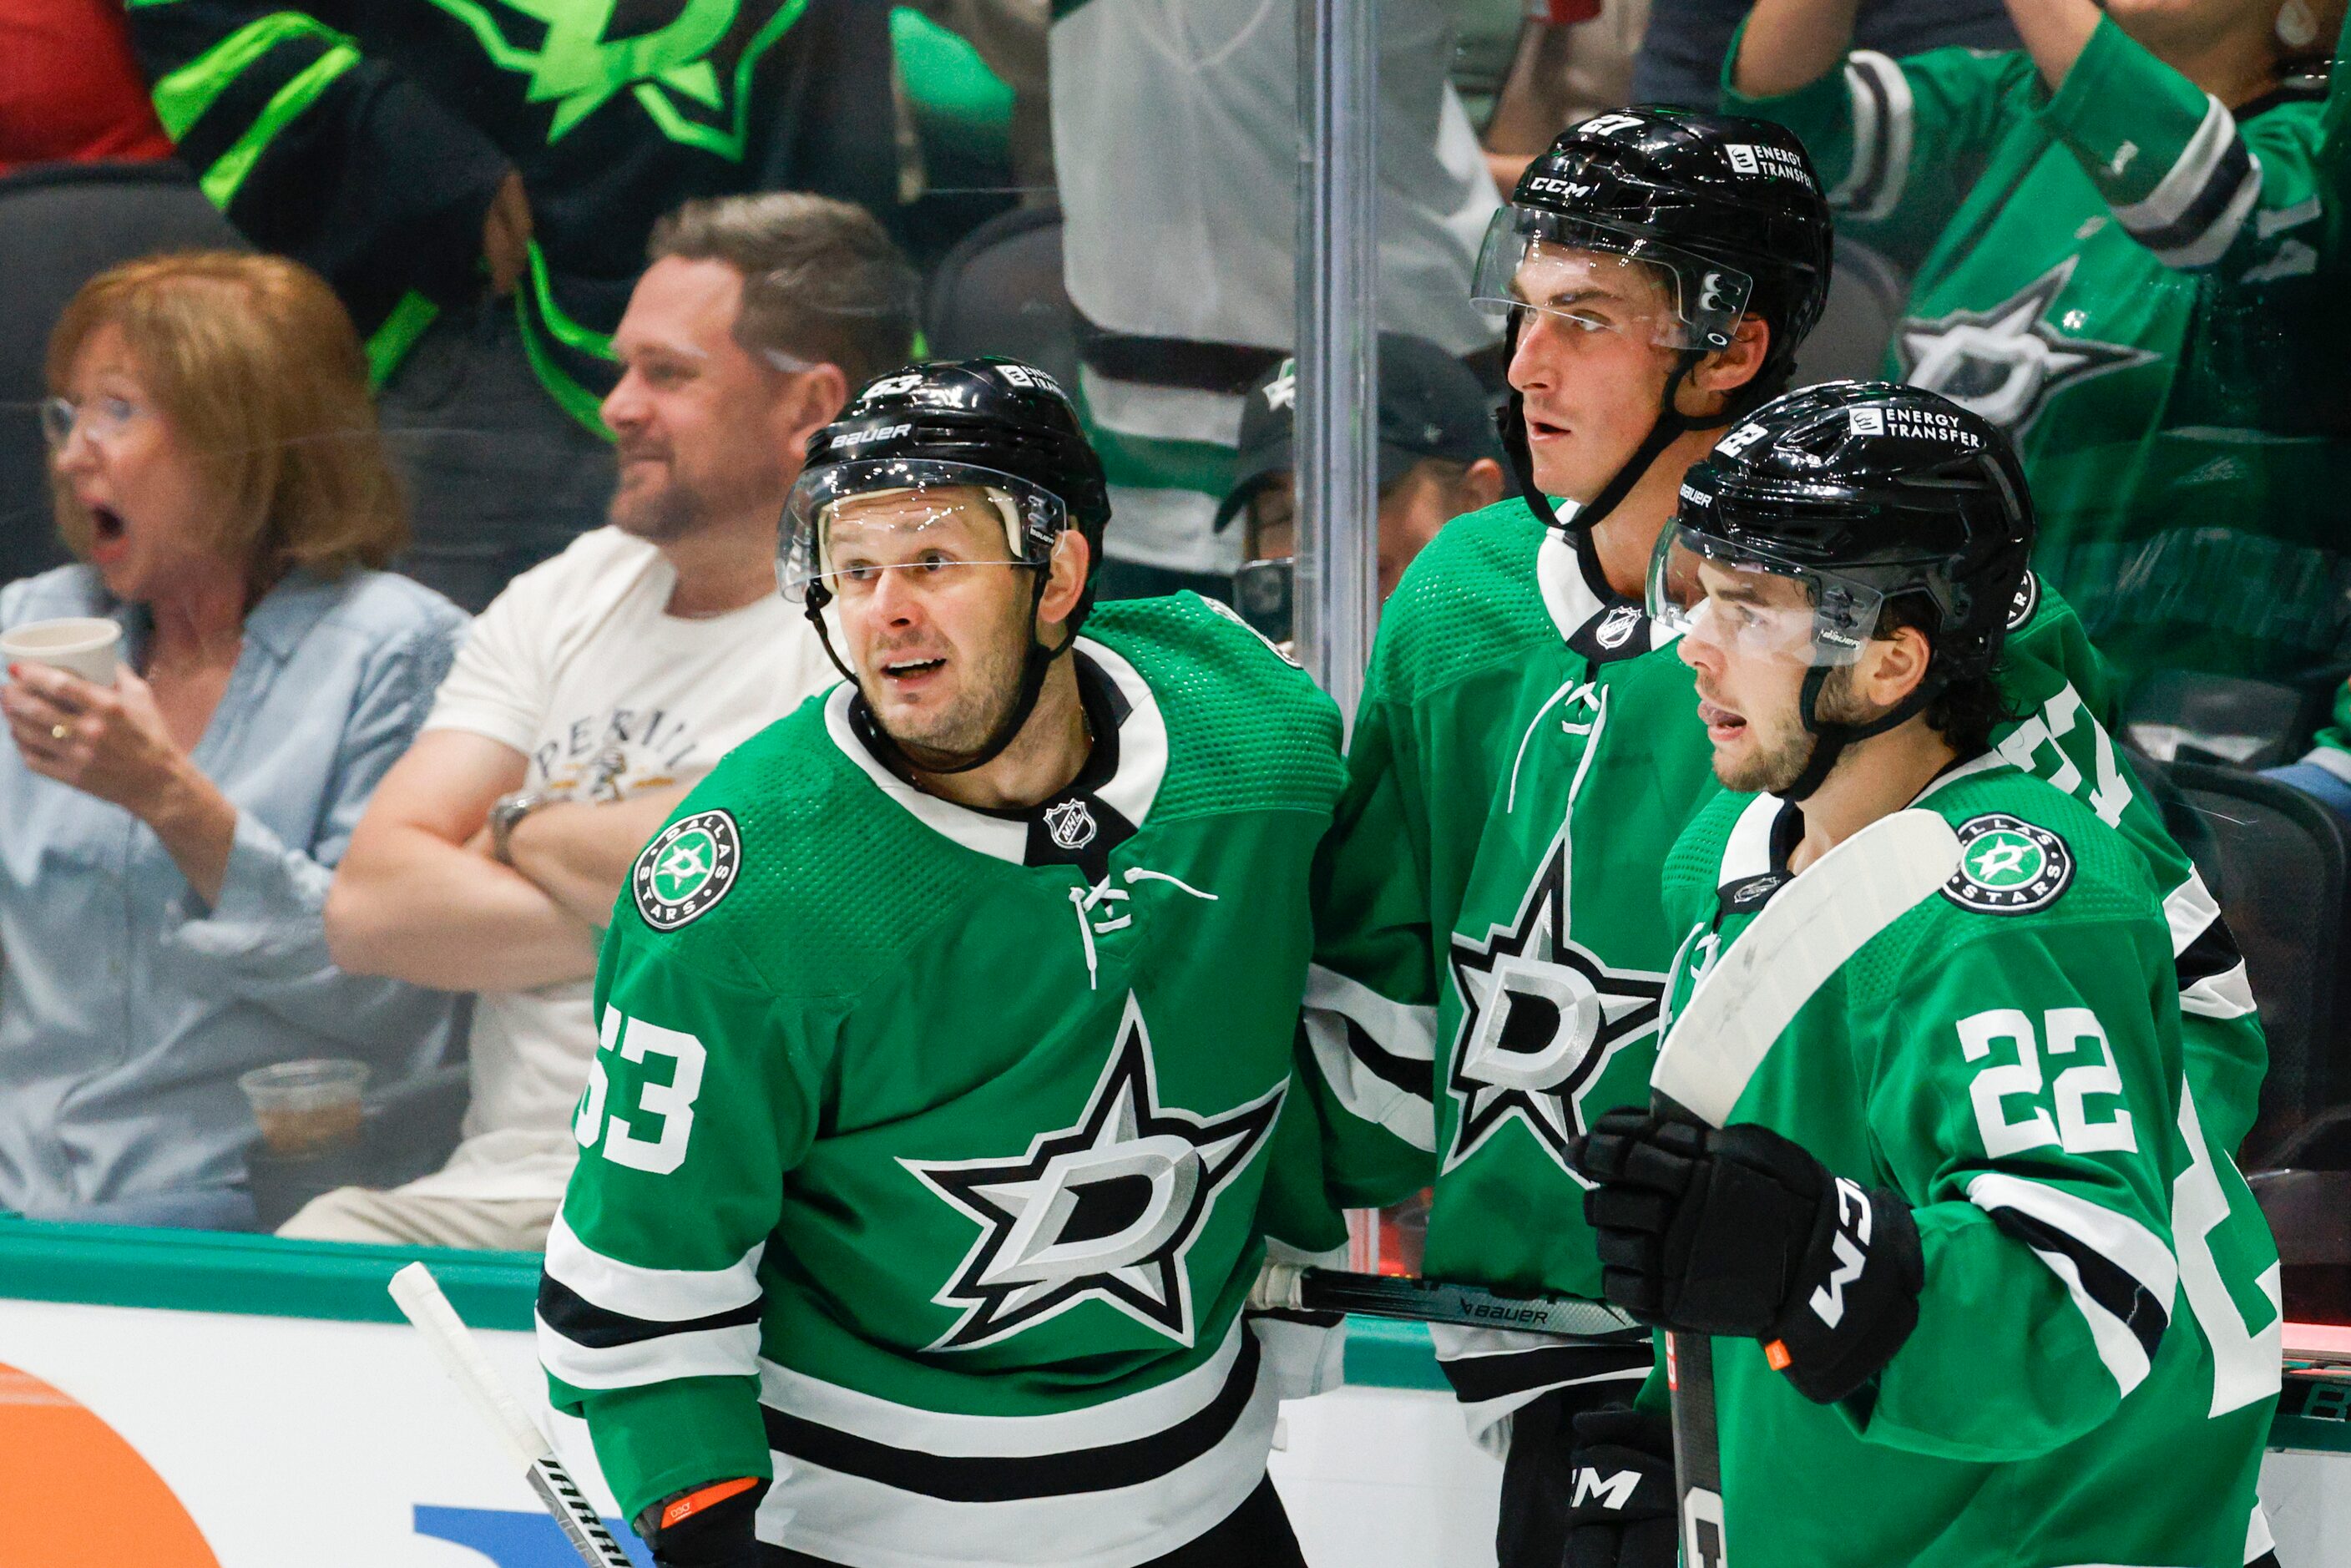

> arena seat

[
  {"left": 2124, "top": 669, "right": 2330, "bottom": 769},
  {"left": 2167, "top": 759, "right": 2351, "bottom": 1166},
  {"left": 921, "top": 203, "right": 1079, "bottom": 392},
  {"left": 0, "top": 160, "right": 246, "bottom": 584},
  {"left": 1789, "top": 235, "right": 1908, "bottom": 389}
]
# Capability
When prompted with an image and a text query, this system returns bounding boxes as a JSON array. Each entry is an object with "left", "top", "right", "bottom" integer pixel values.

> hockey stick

[
  {"left": 388, "top": 1262, "right": 637, "bottom": 1568},
  {"left": 1646, "top": 807, "right": 1962, "bottom": 1568},
  {"left": 1252, "top": 1261, "right": 1647, "bottom": 1339}
]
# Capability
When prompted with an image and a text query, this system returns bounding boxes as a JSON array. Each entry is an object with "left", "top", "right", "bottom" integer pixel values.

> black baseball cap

[{"left": 1214, "top": 333, "right": 1504, "bottom": 532}]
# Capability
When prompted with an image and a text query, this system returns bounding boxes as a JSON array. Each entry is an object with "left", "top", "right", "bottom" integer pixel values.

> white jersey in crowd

[
  {"left": 399, "top": 527, "right": 836, "bottom": 1203},
  {"left": 1049, "top": 0, "right": 1502, "bottom": 574}
]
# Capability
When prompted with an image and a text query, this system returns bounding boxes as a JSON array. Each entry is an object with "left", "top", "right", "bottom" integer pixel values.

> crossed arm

[{"left": 325, "top": 729, "right": 682, "bottom": 993}]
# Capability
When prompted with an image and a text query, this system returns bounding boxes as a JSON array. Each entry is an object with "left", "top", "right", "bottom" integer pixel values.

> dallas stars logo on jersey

[
  {"left": 1943, "top": 812, "right": 2077, "bottom": 914},
  {"left": 632, "top": 810, "right": 742, "bottom": 929},
  {"left": 1896, "top": 259, "right": 2154, "bottom": 435},
  {"left": 1446, "top": 837, "right": 1666, "bottom": 1181},
  {"left": 903, "top": 996, "right": 1286, "bottom": 1353}
]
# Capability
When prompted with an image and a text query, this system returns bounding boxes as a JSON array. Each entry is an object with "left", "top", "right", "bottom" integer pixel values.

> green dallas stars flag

[
  {"left": 1297, "top": 496, "right": 2266, "bottom": 1432},
  {"left": 538, "top": 595, "right": 1347, "bottom": 1564},
  {"left": 1722, "top": 12, "right": 2351, "bottom": 687},
  {"left": 1631, "top": 763, "right": 2278, "bottom": 1568}
]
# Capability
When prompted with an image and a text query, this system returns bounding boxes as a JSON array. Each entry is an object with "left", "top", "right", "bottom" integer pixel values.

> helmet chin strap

[
  {"left": 1496, "top": 308, "right": 1719, "bottom": 543},
  {"left": 802, "top": 569, "right": 1078, "bottom": 779},
  {"left": 1780, "top": 663, "right": 1939, "bottom": 802}
]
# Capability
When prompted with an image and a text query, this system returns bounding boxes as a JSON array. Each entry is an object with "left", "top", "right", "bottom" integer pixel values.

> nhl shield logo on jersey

[
  {"left": 1595, "top": 604, "right": 1643, "bottom": 650},
  {"left": 631, "top": 810, "right": 742, "bottom": 931},
  {"left": 903, "top": 995, "right": 1285, "bottom": 1352},
  {"left": 1942, "top": 813, "right": 2075, "bottom": 915},
  {"left": 1044, "top": 797, "right": 1099, "bottom": 851},
  {"left": 1445, "top": 839, "right": 1666, "bottom": 1181}
]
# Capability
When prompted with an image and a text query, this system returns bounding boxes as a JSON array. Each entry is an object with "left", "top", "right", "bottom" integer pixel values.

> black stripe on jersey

[
  {"left": 1342, "top": 1016, "right": 1434, "bottom": 1102},
  {"left": 1986, "top": 1206, "right": 2169, "bottom": 1363},
  {"left": 536, "top": 1274, "right": 763, "bottom": 1349},
  {"left": 171, "top": 33, "right": 342, "bottom": 185},
  {"left": 2176, "top": 908, "right": 2246, "bottom": 989},
  {"left": 763, "top": 1331, "right": 1261, "bottom": 1501},
  {"left": 1843, "top": 54, "right": 1898, "bottom": 215},
  {"left": 1437, "top": 1338, "right": 1653, "bottom": 1407},
  {"left": 2123, "top": 134, "right": 2256, "bottom": 255}
]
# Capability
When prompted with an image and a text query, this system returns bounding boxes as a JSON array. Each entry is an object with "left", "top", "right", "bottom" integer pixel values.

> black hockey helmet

[
  {"left": 781, "top": 357, "right": 1113, "bottom": 772},
  {"left": 1649, "top": 381, "right": 2036, "bottom": 796},
  {"left": 1475, "top": 108, "right": 1833, "bottom": 537}
]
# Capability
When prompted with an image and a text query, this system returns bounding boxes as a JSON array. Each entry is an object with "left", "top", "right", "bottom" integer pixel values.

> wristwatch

[{"left": 488, "top": 788, "right": 562, "bottom": 865}]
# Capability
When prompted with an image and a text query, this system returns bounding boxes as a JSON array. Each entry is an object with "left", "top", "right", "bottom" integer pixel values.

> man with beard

[
  {"left": 304, "top": 194, "right": 913, "bottom": 1252},
  {"left": 1295, "top": 112, "right": 2265, "bottom": 1568},
  {"left": 537, "top": 359, "right": 1345, "bottom": 1566},
  {"left": 1577, "top": 382, "right": 2278, "bottom": 1567}
]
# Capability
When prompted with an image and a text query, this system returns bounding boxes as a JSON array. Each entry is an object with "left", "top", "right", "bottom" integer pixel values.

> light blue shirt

[{"left": 0, "top": 564, "right": 468, "bottom": 1218}]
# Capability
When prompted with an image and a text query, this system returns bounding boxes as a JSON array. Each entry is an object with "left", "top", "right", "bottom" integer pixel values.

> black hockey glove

[
  {"left": 1560, "top": 1405, "right": 1677, "bottom": 1568},
  {"left": 1575, "top": 1108, "right": 1924, "bottom": 1404},
  {"left": 635, "top": 1476, "right": 768, "bottom": 1568}
]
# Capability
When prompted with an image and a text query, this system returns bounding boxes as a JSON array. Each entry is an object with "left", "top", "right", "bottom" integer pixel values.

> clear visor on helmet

[
  {"left": 1646, "top": 523, "right": 1885, "bottom": 666},
  {"left": 1470, "top": 207, "right": 1753, "bottom": 352},
  {"left": 779, "top": 458, "right": 1064, "bottom": 603}
]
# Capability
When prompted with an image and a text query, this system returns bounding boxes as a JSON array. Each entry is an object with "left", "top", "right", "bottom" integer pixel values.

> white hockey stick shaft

[
  {"left": 389, "top": 1262, "right": 637, "bottom": 1568},
  {"left": 391, "top": 1262, "right": 555, "bottom": 1466},
  {"left": 1646, "top": 806, "right": 1961, "bottom": 1568}
]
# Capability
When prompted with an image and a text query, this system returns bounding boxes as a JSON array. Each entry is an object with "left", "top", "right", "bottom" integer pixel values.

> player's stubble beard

[
  {"left": 1721, "top": 664, "right": 1873, "bottom": 795},
  {"left": 864, "top": 577, "right": 1039, "bottom": 772}
]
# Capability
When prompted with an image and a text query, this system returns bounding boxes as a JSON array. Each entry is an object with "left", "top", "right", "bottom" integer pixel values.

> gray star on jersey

[
  {"left": 904, "top": 994, "right": 1286, "bottom": 1353},
  {"left": 1895, "top": 258, "right": 2155, "bottom": 437},
  {"left": 1445, "top": 839, "right": 1666, "bottom": 1183}
]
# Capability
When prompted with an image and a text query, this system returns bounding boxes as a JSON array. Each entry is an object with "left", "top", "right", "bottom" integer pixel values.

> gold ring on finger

[{"left": 48, "top": 724, "right": 68, "bottom": 741}]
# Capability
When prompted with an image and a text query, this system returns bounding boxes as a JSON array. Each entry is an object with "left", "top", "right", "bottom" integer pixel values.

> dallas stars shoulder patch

[
  {"left": 632, "top": 809, "right": 743, "bottom": 930},
  {"left": 1942, "top": 812, "right": 2075, "bottom": 915}
]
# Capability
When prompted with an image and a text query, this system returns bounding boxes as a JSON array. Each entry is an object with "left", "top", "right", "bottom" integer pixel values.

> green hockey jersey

[
  {"left": 538, "top": 595, "right": 1345, "bottom": 1564},
  {"left": 1302, "top": 496, "right": 2265, "bottom": 1431},
  {"left": 1725, "top": 15, "right": 2351, "bottom": 687},
  {"left": 1642, "top": 765, "right": 2280, "bottom": 1568}
]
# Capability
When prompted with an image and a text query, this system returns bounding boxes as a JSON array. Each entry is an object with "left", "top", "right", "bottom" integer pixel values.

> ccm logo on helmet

[{"left": 1522, "top": 176, "right": 1596, "bottom": 200}]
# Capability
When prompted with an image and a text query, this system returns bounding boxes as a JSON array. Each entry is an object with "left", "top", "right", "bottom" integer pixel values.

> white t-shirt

[{"left": 401, "top": 528, "right": 837, "bottom": 1201}]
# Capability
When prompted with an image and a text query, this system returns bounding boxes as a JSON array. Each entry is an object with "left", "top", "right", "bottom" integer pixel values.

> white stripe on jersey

[
  {"left": 754, "top": 1321, "right": 1281, "bottom": 1568},
  {"left": 2153, "top": 154, "right": 2263, "bottom": 270},
  {"left": 538, "top": 1312, "right": 763, "bottom": 1390},
  {"left": 544, "top": 1212, "right": 763, "bottom": 1323},
  {"left": 2111, "top": 95, "right": 2240, "bottom": 233},
  {"left": 1302, "top": 963, "right": 1438, "bottom": 1151},
  {"left": 1966, "top": 1171, "right": 2178, "bottom": 1398},
  {"left": 2163, "top": 873, "right": 2258, "bottom": 1019},
  {"left": 761, "top": 1313, "right": 1252, "bottom": 1457},
  {"left": 1831, "top": 52, "right": 1914, "bottom": 222}
]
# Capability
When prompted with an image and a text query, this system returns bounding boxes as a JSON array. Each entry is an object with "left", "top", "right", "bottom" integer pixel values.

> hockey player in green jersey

[
  {"left": 1301, "top": 110, "right": 2269, "bottom": 1568},
  {"left": 1727, "top": 0, "right": 2351, "bottom": 688},
  {"left": 537, "top": 360, "right": 1346, "bottom": 1568},
  {"left": 1580, "top": 378, "right": 2282, "bottom": 1568}
]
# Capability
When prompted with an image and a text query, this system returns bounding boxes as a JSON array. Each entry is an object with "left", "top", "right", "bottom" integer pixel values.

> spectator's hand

[
  {"left": 3, "top": 661, "right": 191, "bottom": 817},
  {"left": 483, "top": 170, "right": 533, "bottom": 297}
]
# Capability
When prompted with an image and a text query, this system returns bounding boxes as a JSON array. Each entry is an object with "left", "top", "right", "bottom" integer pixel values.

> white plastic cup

[
  {"left": 239, "top": 1059, "right": 370, "bottom": 1156},
  {"left": 0, "top": 618, "right": 121, "bottom": 686}
]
